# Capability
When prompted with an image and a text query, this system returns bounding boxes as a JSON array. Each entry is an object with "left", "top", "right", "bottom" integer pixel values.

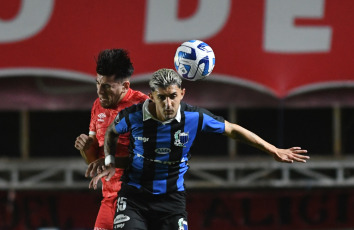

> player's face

[
  {"left": 150, "top": 84, "right": 185, "bottom": 121},
  {"left": 96, "top": 74, "right": 129, "bottom": 108}
]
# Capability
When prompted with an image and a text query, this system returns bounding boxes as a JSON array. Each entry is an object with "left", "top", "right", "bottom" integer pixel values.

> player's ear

[
  {"left": 149, "top": 92, "right": 154, "bottom": 102},
  {"left": 180, "top": 88, "right": 185, "bottom": 99},
  {"left": 122, "top": 81, "right": 130, "bottom": 92}
]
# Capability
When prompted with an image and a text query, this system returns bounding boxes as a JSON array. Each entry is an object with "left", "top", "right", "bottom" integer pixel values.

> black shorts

[{"left": 113, "top": 182, "right": 188, "bottom": 230}]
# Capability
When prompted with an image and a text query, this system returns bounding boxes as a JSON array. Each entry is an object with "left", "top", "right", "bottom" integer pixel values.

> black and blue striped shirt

[{"left": 114, "top": 100, "right": 225, "bottom": 194}]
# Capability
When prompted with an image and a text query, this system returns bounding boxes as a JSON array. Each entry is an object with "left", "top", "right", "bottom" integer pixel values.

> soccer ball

[{"left": 174, "top": 40, "right": 215, "bottom": 81}]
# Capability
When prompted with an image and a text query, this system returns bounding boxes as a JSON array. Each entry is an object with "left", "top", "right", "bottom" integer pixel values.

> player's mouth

[
  {"left": 165, "top": 110, "right": 174, "bottom": 115},
  {"left": 99, "top": 98, "right": 108, "bottom": 103}
]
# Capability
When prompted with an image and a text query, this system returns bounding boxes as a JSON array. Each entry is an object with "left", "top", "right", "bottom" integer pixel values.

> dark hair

[{"left": 96, "top": 49, "right": 134, "bottom": 81}]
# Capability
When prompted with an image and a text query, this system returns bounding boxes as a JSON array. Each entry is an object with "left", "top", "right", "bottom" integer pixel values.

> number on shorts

[{"left": 117, "top": 197, "right": 127, "bottom": 211}]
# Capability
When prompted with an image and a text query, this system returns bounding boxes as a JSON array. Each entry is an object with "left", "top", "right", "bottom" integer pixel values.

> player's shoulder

[
  {"left": 116, "top": 102, "right": 144, "bottom": 125},
  {"left": 182, "top": 102, "right": 224, "bottom": 121},
  {"left": 91, "top": 98, "right": 103, "bottom": 112},
  {"left": 129, "top": 89, "right": 149, "bottom": 102},
  {"left": 92, "top": 98, "right": 100, "bottom": 106},
  {"left": 121, "top": 101, "right": 144, "bottom": 115},
  {"left": 182, "top": 102, "right": 204, "bottom": 113}
]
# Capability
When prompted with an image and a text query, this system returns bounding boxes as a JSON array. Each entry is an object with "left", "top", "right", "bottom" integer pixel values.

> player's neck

[
  {"left": 115, "top": 90, "right": 129, "bottom": 107},
  {"left": 148, "top": 101, "right": 158, "bottom": 119}
]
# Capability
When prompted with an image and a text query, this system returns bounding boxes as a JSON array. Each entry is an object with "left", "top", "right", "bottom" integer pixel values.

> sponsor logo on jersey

[
  {"left": 174, "top": 130, "right": 189, "bottom": 147},
  {"left": 114, "top": 214, "right": 130, "bottom": 224},
  {"left": 98, "top": 113, "right": 106, "bottom": 122},
  {"left": 155, "top": 148, "right": 171, "bottom": 154},
  {"left": 178, "top": 218, "right": 188, "bottom": 230},
  {"left": 134, "top": 136, "right": 149, "bottom": 142},
  {"left": 114, "top": 223, "right": 125, "bottom": 229}
]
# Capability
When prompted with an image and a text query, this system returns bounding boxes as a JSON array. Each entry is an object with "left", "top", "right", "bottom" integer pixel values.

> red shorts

[{"left": 94, "top": 196, "right": 117, "bottom": 230}]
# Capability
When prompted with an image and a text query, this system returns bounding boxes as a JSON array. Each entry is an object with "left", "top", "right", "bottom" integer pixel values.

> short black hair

[{"left": 96, "top": 49, "right": 134, "bottom": 81}]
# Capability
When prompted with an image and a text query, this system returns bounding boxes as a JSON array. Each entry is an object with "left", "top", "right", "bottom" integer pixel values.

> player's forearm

[
  {"left": 80, "top": 147, "right": 98, "bottom": 164},
  {"left": 104, "top": 123, "right": 119, "bottom": 163},
  {"left": 226, "top": 122, "right": 277, "bottom": 156},
  {"left": 243, "top": 132, "right": 277, "bottom": 155}
]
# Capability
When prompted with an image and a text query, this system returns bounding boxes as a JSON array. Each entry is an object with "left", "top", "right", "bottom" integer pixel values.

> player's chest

[
  {"left": 131, "top": 121, "right": 191, "bottom": 149},
  {"left": 96, "top": 110, "right": 117, "bottom": 126}
]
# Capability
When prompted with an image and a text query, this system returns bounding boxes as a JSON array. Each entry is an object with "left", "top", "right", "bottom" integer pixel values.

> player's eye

[
  {"left": 103, "top": 84, "right": 111, "bottom": 89},
  {"left": 158, "top": 95, "right": 166, "bottom": 101}
]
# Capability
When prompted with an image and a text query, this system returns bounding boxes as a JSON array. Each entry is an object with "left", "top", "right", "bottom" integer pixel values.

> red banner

[{"left": 1, "top": 0, "right": 354, "bottom": 99}]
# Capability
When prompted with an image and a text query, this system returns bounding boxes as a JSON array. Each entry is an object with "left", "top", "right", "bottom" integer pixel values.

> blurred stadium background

[{"left": 1, "top": 0, "right": 354, "bottom": 229}]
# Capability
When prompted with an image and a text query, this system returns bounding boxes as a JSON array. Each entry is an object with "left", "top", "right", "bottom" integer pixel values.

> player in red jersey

[{"left": 74, "top": 49, "right": 148, "bottom": 230}]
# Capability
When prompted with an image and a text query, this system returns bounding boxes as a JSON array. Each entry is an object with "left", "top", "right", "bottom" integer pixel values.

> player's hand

[
  {"left": 74, "top": 134, "right": 93, "bottom": 151},
  {"left": 89, "top": 164, "right": 116, "bottom": 190},
  {"left": 273, "top": 147, "right": 309, "bottom": 163},
  {"left": 85, "top": 158, "right": 105, "bottom": 177}
]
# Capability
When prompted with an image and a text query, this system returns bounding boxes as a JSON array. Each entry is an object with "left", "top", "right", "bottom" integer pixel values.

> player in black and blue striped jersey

[{"left": 89, "top": 68, "right": 309, "bottom": 230}]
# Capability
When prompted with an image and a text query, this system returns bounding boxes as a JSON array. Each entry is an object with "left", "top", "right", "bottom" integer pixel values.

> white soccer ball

[{"left": 174, "top": 40, "right": 215, "bottom": 81}]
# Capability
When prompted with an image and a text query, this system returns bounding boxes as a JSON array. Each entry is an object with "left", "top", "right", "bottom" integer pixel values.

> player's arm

[
  {"left": 74, "top": 134, "right": 99, "bottom": 164},
  {"left": 89, "top": 122, "right": 122, "bottom": 189},
  {"left": 102, "top": 121, "right": 131, "bottom": 177},
  {"left": 85, "top": 118, "right": 130, "bottom": 178},
  {"left": 223, "top": 120, "right": 309, "bottom": 163},
  {"left": 89, "top": 116, "right": 131, "bottom": 189},
  {"left": 104, "top": 121, "right": 120, "bottom": 166}
]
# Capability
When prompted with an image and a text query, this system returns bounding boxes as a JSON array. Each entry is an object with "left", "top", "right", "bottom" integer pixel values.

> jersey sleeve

[
  {"left": 200, "top": 108, "right": 225, "bottom": 134},
  {"left": 113, "top": 110, "right": 130, "bottom": 134},
  {"left": 89, "top": 100, "right": 98, "bottom": 135},
  {"left": 136, "top": 90, "right": 149, "bottom": 102}
]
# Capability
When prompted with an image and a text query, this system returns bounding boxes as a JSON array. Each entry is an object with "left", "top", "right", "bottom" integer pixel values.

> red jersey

[{"left": 89, "top": 88, "right": 148, "bottom": 197}]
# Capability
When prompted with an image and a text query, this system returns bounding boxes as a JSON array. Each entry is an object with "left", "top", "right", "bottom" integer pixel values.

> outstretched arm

[{"left": 223, "top": 120, "right": 309, "bottom": 163}]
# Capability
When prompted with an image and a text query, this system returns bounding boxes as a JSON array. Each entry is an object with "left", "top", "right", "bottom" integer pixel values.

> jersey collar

[{"left": 143, "top": 99, "right": 181, "bottom": 124}]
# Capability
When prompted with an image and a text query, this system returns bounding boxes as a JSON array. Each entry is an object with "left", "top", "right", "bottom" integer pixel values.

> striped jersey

[
  {"left": 89, "top": 88, "right": 148, "bottom": 197},
  {"left": 113, "top": 99, "right": 225, "bottom": 194}
]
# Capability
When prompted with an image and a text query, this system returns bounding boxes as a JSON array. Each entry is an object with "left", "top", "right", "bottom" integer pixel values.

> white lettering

[
  {"left": 135, "top": 136, "right": 149, "bottom": 142},
  {"left": 117, "top": 197, "right": 127, "bottom": 211},
  {"left": 155, "top": 148, "right": 171, "bottom": 154},
  {"left": 114, "top": 223, "right": 125, "bottom": 229},
  {"left": 114, "top": 214, "right": 130, "bottom": 224},
  {"left": 264, "top": 0, "right": 332, "bottom": 53},
  {"left": 145, "top": 0, "right": 231, "bottom": 43},
  {"left": 0, "top": 0, "right": 55, "bottom": 43}
]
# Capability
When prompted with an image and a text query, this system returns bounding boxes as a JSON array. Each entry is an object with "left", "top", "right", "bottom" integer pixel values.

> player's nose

[{"left": 165, "top": 97, "right": 172, "bottom": 108}]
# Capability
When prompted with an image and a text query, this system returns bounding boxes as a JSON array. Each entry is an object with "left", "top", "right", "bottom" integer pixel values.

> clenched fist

[{"left": 75, "top": 134, "right": 94, "bottom": 151}]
